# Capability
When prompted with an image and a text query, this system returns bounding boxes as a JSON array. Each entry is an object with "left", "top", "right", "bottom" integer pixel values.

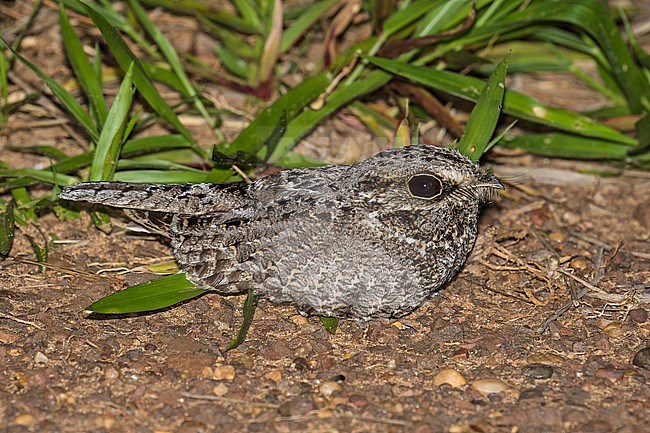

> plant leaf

[
  {"left": 89, "top": 62, "right": 135, "bottom": 181},
  {"left": 0, "top": 202, "right": 14, "bottom": 258},
  {"left": 457, "top": 53, "right": 509, "bottom": 161},
  {"left": 59, "top": 4, "right": 108, "bottom": 126},
  {"left": 87, "top": 273, "right": 206, "bottom": 314},
  {"left": 319, "top": 317, "right": 339, "bottom": 334},
  {"left": 224, "top": 287, "right": 258, "bottom": 352},
  {"left": 362, "top": 55, "right": 636, "bottom": 145}
]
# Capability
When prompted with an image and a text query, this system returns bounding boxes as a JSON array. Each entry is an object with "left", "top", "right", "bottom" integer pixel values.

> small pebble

[
  {"left": 213, "top": 365, "right": 236, "bottom": 381},
  {"left": 95, "top": 415, "right": 116, "bottom": 429},
  {"left": 522, "top": 363, "right": 554, "bottom": 379},
  {"left": 264, "top": 370, "right": 282, "bottom": 382},
  {"left": 629, "top": 308, "right": 648, "bottom": 324},
  {"left": 212, "top": 383, "right": 229, "bottom": 397},
  {"left": 594, "top": 367, "right": 624, "bottom": 380},
  {"left": 319, "top": 381, "right": 342, "bottom": 397},
  {"left": 632, "top": 348, "right": 650, "bottom": 370},
  {"left": 34, "top": 351, "right": 48, "bottom": 364},
  {"left": 471, "top": 378, "right": 508, "bottom": 396},
  {"left": 569, "top": 257, "right": 588, "bottom": 270},
  {"left": 527, "top": 352, "right": 565, "bottom": 366},
  {"left": 13, "top": 414, "right": 35, "bottom": 426},
  {"left": 289, "top": 315, "right": 309, "bottom": 326},
  {"left": 104, "top": 366, "right": 120, "bottom": 380},
  {"left": 433, "top": 368, "right": 467, "bottom": 388}
]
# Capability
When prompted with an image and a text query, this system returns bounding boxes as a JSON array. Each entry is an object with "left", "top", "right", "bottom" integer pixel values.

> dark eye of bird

[{"left": 407, "top": 174, "right": 443, "bottom": 199}]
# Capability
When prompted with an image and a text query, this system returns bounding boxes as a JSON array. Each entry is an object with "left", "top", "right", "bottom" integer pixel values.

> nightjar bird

[{"left": 59, "top": 145, "right": 501, "bottom": 320}]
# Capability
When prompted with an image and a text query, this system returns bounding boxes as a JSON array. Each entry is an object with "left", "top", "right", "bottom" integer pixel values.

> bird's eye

[{"left": 407, "top": 174, "right": 443, "bottom": 199}]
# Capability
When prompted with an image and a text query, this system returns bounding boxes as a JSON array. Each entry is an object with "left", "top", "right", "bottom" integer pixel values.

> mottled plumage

[{"left": 59, "top": 145, "right": 501, "bottom": 319}]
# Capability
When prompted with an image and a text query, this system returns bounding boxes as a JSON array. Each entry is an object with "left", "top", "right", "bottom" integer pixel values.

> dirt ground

[{"left": 2, "top": 2, "right": 650, "bottom": 433}]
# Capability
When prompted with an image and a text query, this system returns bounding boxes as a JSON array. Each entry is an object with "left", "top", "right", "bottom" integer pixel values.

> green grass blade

[
  {"left": 89, "top": 63, "right": 135, "bottom": 181},
  {"left": 232, "top": 0, "right": 262, "bottom": 29},
  {"left": 224, "top": 287, "right": 258, "bottom": 352},
  {"left": 142, "top": 0, "right": 261, "bottom": 34},
  {"left": 0, "top": 37, "right": 99, "bottom": 142},
  {"left": 214, "top": 44, "right": 251, "bottom": 79},
  {"left": 362, "top": 55, "right": 636, "bottom": 145},
  {"left": 0, "top": 169, "right": 78, "bottom": 186},
  {"left": 458, "top": 53, "right": 509, "bottom": 161},
  {"left": 122, "top": 134, "right": 193, "bottom": 154},
  {"left": 267, "top": 69, "right": 393, "bottom": 162},
  {"left": 87, "top": 273, "right": 206, "bottom": 314},
  {"left": 82, "top": 4, "right": 199, "bottom": 151},
  {"left": 226, "top": 71, "right": 331, "bottom": 158},
  {"left": 60, "top": 4, "right": 108, "bottom": 126},
  {"left": 126, "top": 0, "right": 215, "bottom": 136},
  {"left": 281, "top": 0, "right": 338, "bottom": 52},
  {"left": 0, "top": 201, "right": 14, "bottom": 258},
  {"left": 112, "top": 170, "right": 211, "bottom": 183},
  {"left": 503, "top": 133, "right": 630, "bottom": 159}
]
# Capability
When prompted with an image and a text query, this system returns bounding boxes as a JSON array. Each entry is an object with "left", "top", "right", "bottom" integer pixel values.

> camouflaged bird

[{"left": 59, "top": 145, "right": 501, "bottom": 319}]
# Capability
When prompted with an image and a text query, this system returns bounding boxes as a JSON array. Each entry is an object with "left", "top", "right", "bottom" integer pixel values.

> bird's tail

[
  {"left": 59, "top": 181, "right": 244, "bottom": 214},
  {"left": 59, "top": 181, "right": 246, "bottom": 237}
]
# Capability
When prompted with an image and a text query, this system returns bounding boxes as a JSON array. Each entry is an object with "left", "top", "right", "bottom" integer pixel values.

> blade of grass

[
  {"left": 0, "top": 201, "right": 14, "bottom": 257},
  {"left": 0, "top": 37, "right": 99, "bottom": 142},
  {"left": 224, "top": 287, "right": 258, "bottom": 352},
  {"left": 60, "top": 4, "right": 108, "bottom": 126},
  {"left": 503, "top": 133, "right": 630, "bottom": 159},
  {"left": 126, "top": 0, "right": 216, "bottom": 139},
  {"left": 267, "top": 69, "right": 393, "bottom": 162},
  {"left": 112, "top": 170, "right": 214, "bottom": 183},
  {"left": 232, "top": 0, "right": 262, "bottom": 29},
  {"left": 458, "top": 53, "right": 509, "bottom": 161},
  {"left": 87, "top": 273, "right": 206, "bottom": 314},
  {"left": 89, "top": 63, "right": 135, "bottom": 181},
  {"left": 257, "top": 0, "right": 283, "bottom": 97},
  {"left": 214, "top": 44, "right": 251, "bottom": 79},
  {"left": 0, "top": 169, "right": 78, "bottom": 186},
  {"left": 82, "top": 4, "right": 205, "bottom": 157},
  {"left": 281, "top": 0, "right": 339, "bottom": 53},
  {"left": 362, "top": 55, "right": 636, "bottom": 145},
  {"left": 141, "top": 0, "right": 261, "bottom": 34},
  {"left": 226, "top": 70, "right": 331, "bottom": 158}
]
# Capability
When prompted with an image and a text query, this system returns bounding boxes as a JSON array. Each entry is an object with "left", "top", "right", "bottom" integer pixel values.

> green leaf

[
  {"left": 267, "top": 70, "right": 393, "bottom": 162},
  {"left": 26, "top": 233, "right": 48, "bottom": 269},
  {"left": 503, "top": 133, "right": 630, "bottom": 159},
  {"left": 362, "top": 55, "right": 636, "bottom": 145},
  {"left": 214, "top": 44, "right": 251, "bottom": 79},
  {"left": 82, "top": 4, "right": 198, "bottom": 148},
  {"left": 60, "top": 4, "right": 108, "bottom": 126},
  {"left": 89, "top": 63, "right": 135, "bottom": 181},
  {"left": 0, "top": 202, "right": 14, "bottom": 258},
  {"left": 87, "top": 273, "right": 206, "bottom": 314},
  {"left": 224, "top": 287, "right": 258, "bottom": 352},
  {"left": 458, "top": 53, "right": 509, "bottom": 161},
  {"left": 126, "top": 0, "right": 214, "bottom": 143},
  {"left": 226, "top": 71, "right": 331, "bottom": 158},
  {"left": 0, "top": 36, "right": 99, "bottom": 142},
  {"left": 319, "top": 317, "right": 339, "bottom": 334},
  {"left": 281, "top": 0, "right": 339, "bottom": 52}
]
